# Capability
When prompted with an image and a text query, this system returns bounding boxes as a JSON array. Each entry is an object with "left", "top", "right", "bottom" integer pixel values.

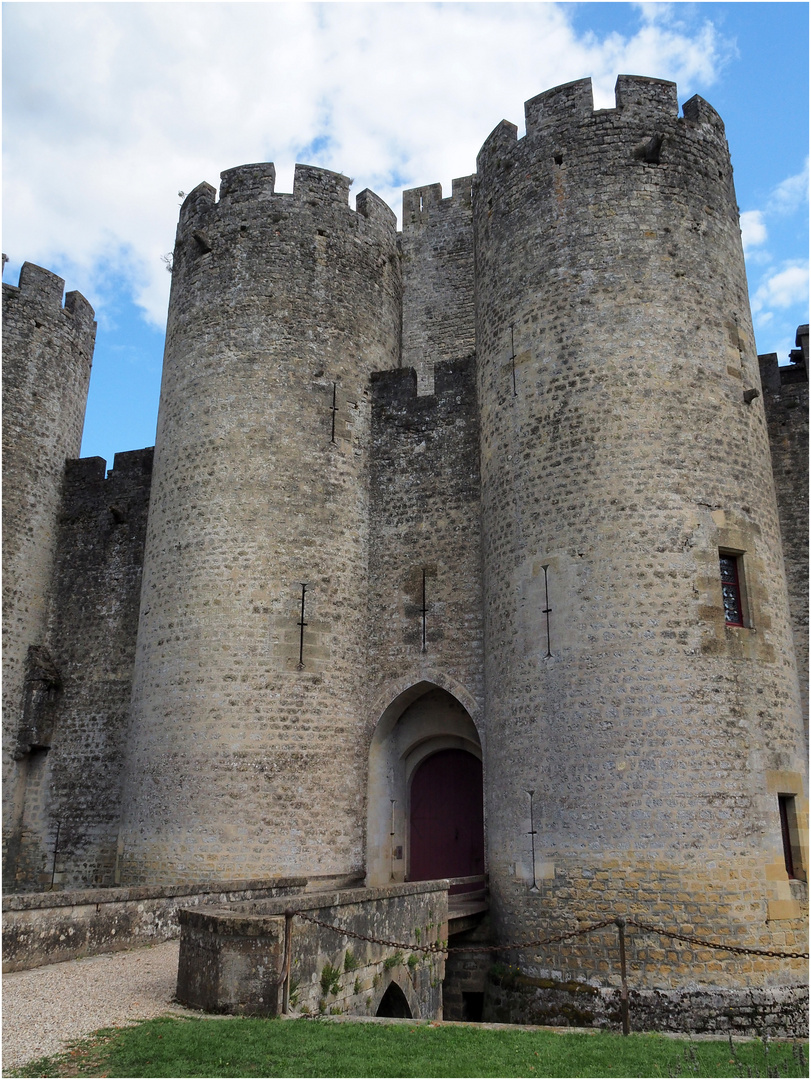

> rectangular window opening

[
  {"left": 719, "top": 550, "right": 746, "bottom": 627},
  {"left": 778, "top": 794, "right": 805, "bottom": 882}
]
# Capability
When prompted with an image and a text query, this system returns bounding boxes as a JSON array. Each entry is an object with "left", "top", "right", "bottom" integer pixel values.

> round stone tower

[
  {"left": 118, "top": 165, "right": 401, "bottom": 884},
  {"left": 474, "top": 78, "right": 807, "bottom": 985},
  {"left": 2, "top": 263, "right": 95, "bottom": 882}
]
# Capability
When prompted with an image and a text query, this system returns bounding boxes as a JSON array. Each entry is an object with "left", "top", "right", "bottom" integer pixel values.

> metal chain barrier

[
  {"left": 626, "top": 919, "right": 809, "bottom": 960},
  {"left": 292, "top": 909, "right": 808, "bottom": 960}
]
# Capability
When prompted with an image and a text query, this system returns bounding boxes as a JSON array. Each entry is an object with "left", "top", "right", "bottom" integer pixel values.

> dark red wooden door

[{"left": 409, "top": 749, "right": 484, "bottom": 883}]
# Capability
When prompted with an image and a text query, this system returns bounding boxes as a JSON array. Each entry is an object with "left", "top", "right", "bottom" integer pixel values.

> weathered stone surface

[
  {"left": 474, "top": 76, "right": 807, "bottom": 990},
  {"left": 2, "top": 877, "right": 306, "bottom": 971},
  {"left": 759, "top": 328, "right": 809, "bottom": 736},
  {"left": 486, "top": 967, "right": 809, "bottom": 1038},
  {"left": 117, "top": 165, "right": 402, "bottom": 885},
  {"left": 2, "top": 265, "right": 95, "bottom": 884},
  {"left": 11, "top": 450, "right": 153, "bottom": 890},
  {"left": 401, "top": 178, "right": 475, "bottom": 393},
  {"left": 176, "top": 881, "right": 447, "bottom": 1019}
]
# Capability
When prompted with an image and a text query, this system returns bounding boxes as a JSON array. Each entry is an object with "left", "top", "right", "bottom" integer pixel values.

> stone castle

[{"left": 3, "top": 76, "right": 808, "bottom": 1009}]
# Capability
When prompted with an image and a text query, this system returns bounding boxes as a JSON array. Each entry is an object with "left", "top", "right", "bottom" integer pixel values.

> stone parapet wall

[
  {"left": 1, "top": 877, "right": 316, "bottom": 972},
  {"left": 485, "top": 967, "right": 808, "bottom": 1038},
  {"left": 401, "top": 177, "right": 475, "bottom": 393},
  {"left": 759, "top": 336, "right": 809, "bottom": 738},
  {"left": 176, "top": 881, "right": 448, "bottom": 1018}
]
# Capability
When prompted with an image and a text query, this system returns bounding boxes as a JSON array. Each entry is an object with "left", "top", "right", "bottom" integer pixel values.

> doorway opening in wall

[
  {"left": 366, "top": 682, "right": 484, "bottom": 890},
  {"left": 409, "top": 748, "right": 484, "bottom": 889}
]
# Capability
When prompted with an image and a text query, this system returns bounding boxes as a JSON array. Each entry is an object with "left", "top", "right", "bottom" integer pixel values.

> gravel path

[{"left": 2, "top": 940, "right": 197, "bottom": 1073}]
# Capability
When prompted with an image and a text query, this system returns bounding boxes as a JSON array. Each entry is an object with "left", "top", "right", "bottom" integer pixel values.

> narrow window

[
  {"left": 719, "top": 552, "right": 744, "bottom": 626},
  {"left": 778, "top": 794, "right": 805, "bottom": 881}
]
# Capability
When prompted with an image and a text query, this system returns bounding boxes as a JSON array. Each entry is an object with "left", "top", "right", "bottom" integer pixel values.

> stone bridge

[{"left": 176, "top": 877, "right": 489, "bottom": 1019}]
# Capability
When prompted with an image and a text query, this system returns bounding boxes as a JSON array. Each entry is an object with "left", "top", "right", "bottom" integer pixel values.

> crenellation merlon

[
  {"left": 476, "top": 120, "right": 518, "bottom": 172},
  {"left": 179, "top": 182, "right": 217, "bottom": 228},
  {"left": 3, "top": 263, "right": 96, "bottom": 335},
  {"left": 614, "top": 75, "right": 678, "bottom": 118},
  {"left": 682, "top": 95, "right": 725, "bottom": 133},
  {"left": 402, "top": 176, "right": 475, "bottom": 230},
  {"left": 293, "top": 164, "right": 351, "bottom": 204},
  {"left": 110, "top": 446, "right": 155, "bottom": 480},
  {"left": 355, "top": 189, "right": 397, "bottom": 233},
  {"left": 16, "top": 262, "right": 65, "bottom": 307},
  {"left": 371, "top": 356, "right": 475, "bottom": 411},
  {"left": 219, "top": 164, "right": 276, "bottom": 205},
  {"left": 63, "top": 291, "right": 96, "bottom": 334},
  {"left": 524, "top": 77, "right": 594, "bottom": 134}
]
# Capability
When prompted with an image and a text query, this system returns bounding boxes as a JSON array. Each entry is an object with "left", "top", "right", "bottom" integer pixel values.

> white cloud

[
  {"left": 771, "top": 159, "right": 809, "bottom": 216},
  {"left": 751, "top": 264, "right": 810, "bottom": 314},
  {"left": 3, "top": 2, "right": 736, "bottom": 328},
  {"left": 739, "top": 210, "right": 767, "bottom": 254}
]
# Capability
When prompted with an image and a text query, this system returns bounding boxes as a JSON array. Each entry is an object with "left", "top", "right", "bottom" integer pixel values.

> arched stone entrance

[{"left": 366, "top": 682, "right": 483, "bottom": 887}]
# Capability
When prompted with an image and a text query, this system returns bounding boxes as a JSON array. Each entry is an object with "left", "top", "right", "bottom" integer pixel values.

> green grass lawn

[{"left": 7, "top": 1016, "right": 808, "bottom": 1079}]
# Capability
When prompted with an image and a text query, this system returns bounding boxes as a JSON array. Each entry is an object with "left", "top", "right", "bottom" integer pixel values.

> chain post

[
  {"left": 282, "top": 908, "right": 294, "bottom": 1014},
  {"left": 616, "top": 917, "right": 630, "bottom": 1036}
]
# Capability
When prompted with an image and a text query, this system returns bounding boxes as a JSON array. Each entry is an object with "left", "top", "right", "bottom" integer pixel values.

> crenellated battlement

[
  {"left": 176, "top": 162, "right": 396, "bottom": 246},
  {"left": 3, "top": 263, "right": 95, "bottom": 333},
  {"left": 371, "top": 355, "right": 476, "bottom": 417},
  {"left": 523, "top": 75, "right": 677, "bottom": 136},
  {"left": 479, "top": 75, "right": 724, "bottom": 174},
  {"left": 402, "top": 175, "right": 474, "bottom": 231},
  {"left": 62, "top": 447, "right": 154, "bottom": 518}
]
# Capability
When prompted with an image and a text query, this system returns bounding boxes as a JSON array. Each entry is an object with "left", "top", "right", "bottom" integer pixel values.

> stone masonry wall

[
  {"left": 118, "top": 165, "right": 402, "bottom": 884},
  {"left": 474, "top": 77, "right": 807, "bottom": 989},
  {"left": 759, "top": 330, "right": 809, "bottom": 739},
  {"left": 176, "top": 881, "right": 447, "bottom": 1018},
  {"left": 485, "top": 966, "right": 809, "bottom": 1038},
  {"left": 2, "top": 264, "right": 95, "bottom": 884},
  {"left": 366, "top": 358, "right": 484, "bottom": 881},
  {"left": 2, "top": 877, "right": 305, "bottom": 971},
  {"left": 401, "top": 178, "right": 476, "bottom": 394},
  {"left": 368, "top": 358, "right": 483, "bottom": 707},
  {"left": 11, "top": 450, "right": 153, "bottom": 891}
]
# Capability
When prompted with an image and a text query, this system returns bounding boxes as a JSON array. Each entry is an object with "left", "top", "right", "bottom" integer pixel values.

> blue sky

[{"left": 3, "top": 2, "right": 808, "bottom": 470}]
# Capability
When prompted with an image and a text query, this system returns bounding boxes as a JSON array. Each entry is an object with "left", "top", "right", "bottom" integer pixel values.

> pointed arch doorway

[{"left": 366, "top": 681, "right": 484, "bottom": 888}]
